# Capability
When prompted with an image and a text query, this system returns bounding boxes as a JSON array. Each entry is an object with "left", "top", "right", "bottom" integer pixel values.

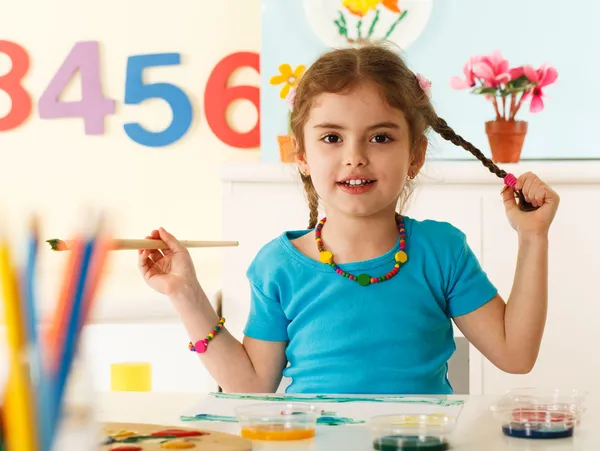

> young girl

[{"left": 138, "top": 44, "right": 559, "bottom": 395}]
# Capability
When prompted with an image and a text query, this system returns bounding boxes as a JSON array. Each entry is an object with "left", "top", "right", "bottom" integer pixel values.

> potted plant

[
  {"left": 270, "top": 63, "right": 306, "bottom": 163},
  {"left": 451, "top": 51, "right": 558, "bottom": 163}
]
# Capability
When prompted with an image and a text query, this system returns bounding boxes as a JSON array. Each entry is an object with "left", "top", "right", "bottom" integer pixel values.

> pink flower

[
  {"left": 472, "top": 50, "right": 512, "bottom": 88},
  {"left": 521, "top": 64, "right": 558, "bottom": 113},
  {"left": 450, "top": 56, "right": 483, "bottom": 89},
  {"left": 416, "top": 73, "right": 432, "bottom": 98},
  {"left": 509, "top": 66, "right": 525, "bottom": 79}
]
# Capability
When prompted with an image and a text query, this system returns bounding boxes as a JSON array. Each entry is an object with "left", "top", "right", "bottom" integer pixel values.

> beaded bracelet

[{"left": 188, "top": 317, "right": 226, "bottom": 354}]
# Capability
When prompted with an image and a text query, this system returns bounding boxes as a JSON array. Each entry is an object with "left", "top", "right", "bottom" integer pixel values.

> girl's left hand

[{"left": 502, "top": 172, "right": 560, "bottom": 237}]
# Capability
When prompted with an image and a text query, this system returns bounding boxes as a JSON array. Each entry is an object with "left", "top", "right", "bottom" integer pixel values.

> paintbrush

[{"left": 46, "top": 238, "right": 239, "bottom": 251}]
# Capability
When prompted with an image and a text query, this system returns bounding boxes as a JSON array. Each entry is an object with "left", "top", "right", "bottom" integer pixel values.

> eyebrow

[{"left": 313, "top": 122, "right": 400, "bottom": 130}]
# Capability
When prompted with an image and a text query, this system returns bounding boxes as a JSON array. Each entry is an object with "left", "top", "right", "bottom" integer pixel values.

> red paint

[
  {"left": 111, "top": 446, "right": 142, "bottom": 451},
  {"left": 151, "top": 429, "right": 209, "bottom": 437},
  {"left": 204, "top": 51, "right": 260, "bottom": 149},
  {"left": 337, "top": 181, "right": 377, "bottom": 195},
  {"left": 512, "top": 408, "right": 575, "bottom": 424}
]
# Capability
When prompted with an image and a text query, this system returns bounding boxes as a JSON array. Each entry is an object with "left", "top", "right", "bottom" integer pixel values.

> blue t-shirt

[{"left": 243, "top": 216, "right": 497, "bottom": 394}]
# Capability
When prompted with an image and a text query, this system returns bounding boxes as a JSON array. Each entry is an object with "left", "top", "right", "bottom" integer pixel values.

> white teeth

[{"left": 347, "top": 179, "right": 366, "bottom": 185}]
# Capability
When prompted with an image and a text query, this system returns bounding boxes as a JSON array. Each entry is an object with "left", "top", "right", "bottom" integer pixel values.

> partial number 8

[{"left": 0, "top": 40, "right": 32, "bottom": 131}]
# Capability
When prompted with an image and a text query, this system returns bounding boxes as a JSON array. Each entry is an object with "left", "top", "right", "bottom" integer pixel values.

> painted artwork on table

[
  {"left": 260, "top": 0, "right": 432, "bottom": 163},
  {"left": 181, "top": 392, "right": 465, "bottom": 427}
]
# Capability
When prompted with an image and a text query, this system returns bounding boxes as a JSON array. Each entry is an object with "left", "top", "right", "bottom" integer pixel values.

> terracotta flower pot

[
  {"left": 277, "top": 135, "right": 295, "bottom": 163},
  {"left": 485, "top": 120, "right": 528, "bottom": 163}
]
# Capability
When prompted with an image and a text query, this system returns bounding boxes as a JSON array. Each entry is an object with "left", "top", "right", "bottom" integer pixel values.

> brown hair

[{"left": 290, "top": 44, "right": 512, "bottom": 229}]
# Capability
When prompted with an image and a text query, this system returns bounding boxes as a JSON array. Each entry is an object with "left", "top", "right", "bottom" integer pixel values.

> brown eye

[
  {"left": 370, "top": 134, "right": 392, "bottom": 144},
  {"left": 322, "top": 134, "right": 342, "bottom": 144}
]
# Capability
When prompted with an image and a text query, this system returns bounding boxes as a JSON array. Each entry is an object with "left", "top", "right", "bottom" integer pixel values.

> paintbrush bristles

[{"left": 47, "top": 238, "right": 239, "bottom": 251}]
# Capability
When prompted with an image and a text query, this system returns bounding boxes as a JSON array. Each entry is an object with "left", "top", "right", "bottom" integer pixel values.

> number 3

[
  {"left": 0, "top": 40, "right": 32, "bottom": 131},
  {"left": 123, "top": 53, "right": 193, "bottom": 147}
]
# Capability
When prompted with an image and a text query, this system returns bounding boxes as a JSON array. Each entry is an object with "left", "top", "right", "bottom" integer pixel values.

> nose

[{"left": 344, "top": 140, "right": 368, "bottom": 167}]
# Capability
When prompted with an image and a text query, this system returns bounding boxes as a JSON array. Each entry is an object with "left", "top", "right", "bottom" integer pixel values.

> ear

[
  {"left": 292, "top": 136, "right": 310, "bottom": 176},
  {"left": 409, "top": 136, "right": 427, "bottom": 178}
]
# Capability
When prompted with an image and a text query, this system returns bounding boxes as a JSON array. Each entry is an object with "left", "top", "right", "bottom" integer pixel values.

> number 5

[{"left": 123, "top": 53, "right": 193, "bottom": 147}]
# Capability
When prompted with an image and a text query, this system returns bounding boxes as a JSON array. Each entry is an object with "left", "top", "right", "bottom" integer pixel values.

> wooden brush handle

[{"left": 113, "top": 239, "right": 239, "bottom": 250}]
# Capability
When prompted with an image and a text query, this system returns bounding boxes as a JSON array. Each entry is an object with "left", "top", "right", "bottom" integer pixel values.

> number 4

[{"left": 38, "top": 41, "right": 115, "bottom": 134}]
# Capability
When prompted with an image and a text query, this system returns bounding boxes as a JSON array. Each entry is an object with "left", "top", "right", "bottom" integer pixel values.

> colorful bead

[
  {"left": 189, "top": 319, "right": 225, "bottom": 353},
  {"left": 395, "top": 251, "right": 408, "bottom": 263},
  {"left": 320, "top": 250, "right": 333, "bottom": 263},
  {"left": 315, "top": 214, "right": 407, "bottom": 287},
  {"left": 357, "top": 274, "right": 371, "bottom": 286}
]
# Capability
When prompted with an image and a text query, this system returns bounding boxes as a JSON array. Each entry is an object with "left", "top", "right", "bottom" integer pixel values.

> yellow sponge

[{"left": 110, "top": 362, "right": 152, "bottom": 392}]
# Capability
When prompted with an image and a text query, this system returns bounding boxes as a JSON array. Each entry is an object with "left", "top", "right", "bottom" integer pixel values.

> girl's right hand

[{"left": 138, "top": 227, "right": 200, "bottom": 297}]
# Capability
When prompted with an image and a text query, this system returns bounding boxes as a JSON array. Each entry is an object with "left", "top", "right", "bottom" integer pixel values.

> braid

[
  {"left": 429, "top": 114, "right": 538, "bottom": 211},
  {"left": 300, "top": 173, "right": 319, "bottom": 229},
  {"left": 430, "top": 115, "right": 507, "bottom": 180}
]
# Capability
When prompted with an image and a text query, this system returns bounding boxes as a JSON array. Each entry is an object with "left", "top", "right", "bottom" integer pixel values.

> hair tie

[
  {"left": 504, "top": 173, "right": 517, "bottom": 188},
  {"left": 286, "top": 87, "right": 297, "bottom": 111},
  {"left": 416, "top": 73, "right": 432, "bottom": 99}
]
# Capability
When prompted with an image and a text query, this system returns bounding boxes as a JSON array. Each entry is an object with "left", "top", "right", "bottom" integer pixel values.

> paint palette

[
  {"left": 368, "top": 413, "right": 457, "bottom": 451},
  {"left": 234, "top": 402, "right": 319, "bottom": 441},
  {"left": 489, "top": 388, "right": 587, "bottom": 439},
  {"left": 101, "top": 422, "right": 252, "bottom": 451}
]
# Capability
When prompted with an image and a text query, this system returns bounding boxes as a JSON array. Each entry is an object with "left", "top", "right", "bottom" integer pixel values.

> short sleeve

[
  {"left": 243, "top": 279, "right": 290, "bottom": 342},
  {"left": 445, "top": 232, "right": 498, "bottom": 317}
]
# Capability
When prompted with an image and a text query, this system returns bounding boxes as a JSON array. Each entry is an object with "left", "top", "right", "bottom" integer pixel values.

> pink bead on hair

[
  {"left": 286, "top": 87, "right": 297, "bottom": 111},
  {"left": 416, "top": 73, "right": 432, "bottom": 99},
  {"left": 504, "top": 173, "right": 517, "bottom": 188}
]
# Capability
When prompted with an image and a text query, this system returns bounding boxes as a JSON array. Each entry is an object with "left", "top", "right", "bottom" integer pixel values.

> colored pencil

[
  {"left": 0, "top": 214, "right": 113, "bottom": 451},
  {"left": 78, "top": 230, "right": 112, "bottom": 333},
  {"left": 47, "top": 234, "right": 95, "bottom": 444},
  {"left": 44, "top": 236, "right": 85, "bottom": 374},
  {"left": 0, "top": 232, "right": 37, "bottom": 451},
  {"left": 22, "top": 218, "right": 47, "bottom": 451},
  {"left": 46, "top": 238, "right": 238, "bottom": 251}
]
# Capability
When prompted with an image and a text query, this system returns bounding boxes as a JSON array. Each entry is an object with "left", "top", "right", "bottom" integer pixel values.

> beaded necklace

[{"left": 314, "top": 214, "right": 407, "bottom": 286}]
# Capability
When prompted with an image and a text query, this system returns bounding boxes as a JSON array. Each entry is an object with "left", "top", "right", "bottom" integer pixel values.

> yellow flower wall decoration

[
  {"left": 269, "top": 64, "right": 306, "bottom": 99},
  {"left": 336, "top": 0, "right": 406, "bottom": 43}
]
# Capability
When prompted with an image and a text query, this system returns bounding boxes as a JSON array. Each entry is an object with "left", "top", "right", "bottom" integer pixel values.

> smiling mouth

[{"left": 336, "top": 179, "right": 376, "bottom": 187}]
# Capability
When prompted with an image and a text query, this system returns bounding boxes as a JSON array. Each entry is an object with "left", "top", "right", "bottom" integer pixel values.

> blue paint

[
  {"left": 261, "top": 0, "right": 600, "bottom": 161},
  {"left": 180, "top": 413, "right": 365, "bottom": 426}
]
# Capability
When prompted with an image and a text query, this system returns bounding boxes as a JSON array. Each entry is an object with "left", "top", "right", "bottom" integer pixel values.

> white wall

[
  {"left": 0, "top": 0, "right": 261, "bottom": 321},
  {"left": 0, "top": 1, "right": 261, "bottom": 393}
]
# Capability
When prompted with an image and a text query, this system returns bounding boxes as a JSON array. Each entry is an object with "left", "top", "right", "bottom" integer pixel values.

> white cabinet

[{"left": 220, "top": 160, "right": 600, "bottom": 395}]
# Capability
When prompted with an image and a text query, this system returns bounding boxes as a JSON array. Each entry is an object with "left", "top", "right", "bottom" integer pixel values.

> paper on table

[{"left": 181, "top": 393, "right": 465, "bottom": 426}]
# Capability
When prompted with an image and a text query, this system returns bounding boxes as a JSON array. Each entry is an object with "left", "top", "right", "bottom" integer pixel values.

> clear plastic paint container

[
  {"left": 234, "top": 403, "right": 319, "bottom": 441},
  {"left": 489, "top": 387, "right": 587, "bottom": 439},
  {"left": 368, "top": 413, "right": 457, "bottom": 450}
]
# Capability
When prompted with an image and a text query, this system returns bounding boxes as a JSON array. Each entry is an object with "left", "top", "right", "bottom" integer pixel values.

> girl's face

[{"left": 297, "top": 81, "right": 424, "bottom": 220}]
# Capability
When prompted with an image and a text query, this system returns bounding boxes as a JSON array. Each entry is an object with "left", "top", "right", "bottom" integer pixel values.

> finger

[
  {"left": 532, "top": 183, "right": 550, "bottom": 207},
  {"left": 519, "top": 174, "right": 537, "bottom": 201},
  {"left": 149, "top": 249, "right": 165, "bottom": 263},
  {"left": 502, "top": 186, "right": 518, "bottom": 212},
  {"left": 524, "top": 179, "right": 542, "bottom": 206},
  {"left": 158, "top": 227, "right": 185, "bottom": 252},
  {"left": 149, "top": 232, "right": 173, "bottom": 255},
  {"left": 139, "top": 249, "right": 152, "bottom": 274}
]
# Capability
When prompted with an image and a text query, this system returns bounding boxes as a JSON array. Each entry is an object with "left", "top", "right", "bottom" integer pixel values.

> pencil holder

[
  {"left": 0, "top": 337, "right": 101, "bottom": 451},
  {"left": 49, "top": 344, "right": 100, "bottom": 451}
]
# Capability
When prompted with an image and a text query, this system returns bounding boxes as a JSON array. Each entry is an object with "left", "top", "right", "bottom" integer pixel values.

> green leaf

[{"left": 471, "top": 87, "right": 499, "bottom": 96}]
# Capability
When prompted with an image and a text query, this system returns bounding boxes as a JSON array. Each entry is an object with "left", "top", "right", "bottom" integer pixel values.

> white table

[{"left": 95, "top": 392, "right": 598, "bottom": 450}]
